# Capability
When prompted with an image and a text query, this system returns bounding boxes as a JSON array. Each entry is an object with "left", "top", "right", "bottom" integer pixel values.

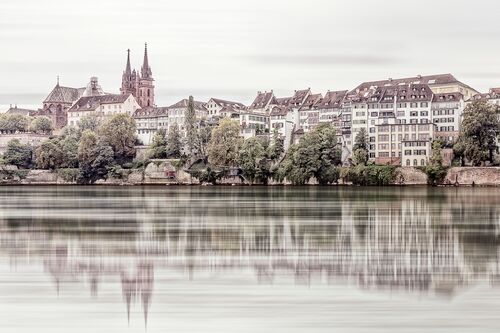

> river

[{"left": 0, "top": 186, "right": 499, "bottom": 332}]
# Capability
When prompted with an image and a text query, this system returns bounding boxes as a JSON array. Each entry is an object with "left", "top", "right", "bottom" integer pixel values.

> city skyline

[{"left": 1, "top": 0, "right": 499, "bottom": 111}]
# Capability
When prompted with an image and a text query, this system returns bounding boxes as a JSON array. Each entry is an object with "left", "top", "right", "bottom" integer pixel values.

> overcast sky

[{"left": 1, "top": 0, "right": 499, "bottom": 110}]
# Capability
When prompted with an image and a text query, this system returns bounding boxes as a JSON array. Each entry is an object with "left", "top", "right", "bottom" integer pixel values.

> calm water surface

[{"left": 1, "top": 186, "right": 500, "bottom": 332}]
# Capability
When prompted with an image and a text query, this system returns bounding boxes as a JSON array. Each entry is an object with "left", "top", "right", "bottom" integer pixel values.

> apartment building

[
  {"left": 206, "top": 98, "right": 245, "bottom": 118},
  {"left": 67, "top": 93, "right": 140, "bottom": 127},
  {"left": 134, "top": 107, "right": 168, "bottom": 145},
  {"left": 431, "top": 93, "right": 464, "bottom": 143},
  {"left": 239, "top": 110, "right": 269, "bottom": 139},
  {"left": 374, "top": 119, "right": 436, "bottom": 166}
]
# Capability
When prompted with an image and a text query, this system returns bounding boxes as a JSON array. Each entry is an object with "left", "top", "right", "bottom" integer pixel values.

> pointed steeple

[
  {"left": 141, "top": 43, "right": 152, "bottom": 79},
  {"left": 125, "top": 49, "right": 131, "bottom": 74}
]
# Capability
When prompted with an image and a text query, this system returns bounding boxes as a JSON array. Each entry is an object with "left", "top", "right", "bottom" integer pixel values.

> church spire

[
  {"left": 141, "top": 43, "right": 152, "bottom": 79},
  {"left": 125, "top": 49, "right": 131, "bottom": 74}
]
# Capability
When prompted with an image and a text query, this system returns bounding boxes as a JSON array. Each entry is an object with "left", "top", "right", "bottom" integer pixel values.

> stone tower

[
  {"left": 120, "top": 49, "right": 138, "bottom": 97},
  {"left": 137, "top": 43, "right": 155, "bottom": 108}
]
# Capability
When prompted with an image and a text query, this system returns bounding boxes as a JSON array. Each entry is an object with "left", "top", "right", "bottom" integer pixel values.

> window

[
  {"left": 421, "top": 159, "right": 425, "bottom": 166},
  {"left": 406, "top": 159, "right": 411, "bottom": 166},
  {"left": 413, "top": 159, "right": 418, "bottom": 166}
]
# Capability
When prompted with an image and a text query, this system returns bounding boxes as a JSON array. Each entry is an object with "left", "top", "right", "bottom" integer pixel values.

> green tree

[
  {"left": 422, "top": 139, "right": 448, "bottom": 186},
  {"left": 58, "top": 128, "right": 80, "bottom": 168},
  {"left": 456, "top": 100, "right": 500, "bottom": 165},
  {"left": 77, "top": 130, "right": 114, "bottom": 184},
  {"left": 352, "top": 128, "right": 368, "bottom": 166},
  {"left": 208, "top": 118, "right": 243, "bottom": 168},
  {"left": 238, "top": 137, "right": 270, "bottom": 184},
  {"left": 35, "top": 139, "right": 64, "bottom": 170},
  {"left": 78, "top": 113, "right": 101, "bottom": 132},
  {"left": 166, "top": 124, "right": 182, "bottom": 158},
  {"left": 268, "top": 129, "right": 284, "bottom": 160},
  {"left": 30, "top": 116, "right": 53, "bottom": 134},
  {"left": 184, "top": 96, "right": 198, "bottom": 158},
  {"left": 276, "top": 123, "right": 341, "bottom": 185},
  {"left": 195, "top": 124, "right": 213, "bottom": 161},
  {"left": 0, "top": 114, "right": 30, "bottom": 133},
  {"left": 3, "top": 139, "right": 33, "bottom": 168},
  {"left": 98, "top": 113, "right": 136, "bottom": 163},
  {"left": 147, "top": 129, "right": 168, "bottom": 159}
]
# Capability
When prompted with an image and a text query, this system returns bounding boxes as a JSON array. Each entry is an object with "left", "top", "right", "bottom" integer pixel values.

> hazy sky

[{"left": 1, "top": 0, "right": 499, "bottom": 110}]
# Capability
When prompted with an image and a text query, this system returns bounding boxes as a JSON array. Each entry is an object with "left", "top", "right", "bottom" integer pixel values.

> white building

[
  {"left": 134, "top": 107, "right": 168, "bottom": 145},
  {"left": 239, "top": 110, "right": 269, "bottom": 139},
  {"left": 67, "top": 93, "right": 140, "bottom": 127},
  {"left": 167, "top": 99, "right": 208, "bottom": 137},
  {"left": 431, "top": 93, "right": 465, "bottom": 143},
  {"left": 206, "top": 98, "right": 245, "bottom": 119}
]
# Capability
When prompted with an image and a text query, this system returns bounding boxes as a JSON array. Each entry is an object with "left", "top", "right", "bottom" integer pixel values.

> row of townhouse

[{"left": 57, "top": 72, "right": 498, "bottom": 167}]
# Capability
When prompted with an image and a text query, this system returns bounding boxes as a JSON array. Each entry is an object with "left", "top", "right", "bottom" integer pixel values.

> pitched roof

[
  {"left": 299, "top": 93, "right": 323, "bottom": 111},
  {"left": 133, "top": 106, "right": 169, "bottom": 118},
  {"left": 248, "top": 91, "right": 277, "bottom": 109},
  {"left": 68, "top": 94, "right": 131, "bottom": 112},
  {"left": 44, "top": 84, "right": 85, "bottom": 104},
  {"left": 209, "top": 98, "right": 245, "bottom": 108},
  {"left": 350, "top": 74, "right": 458, "bottom": 94},
  {"left": 316, "top": 90, "right": 348, "bottom": 109},
  {"left": 5, "top": 106, "right": 37, "bottom": 116},
  {"left": 270, "top": 105, "right": 289, "bottom": 116},
  {"left": 169, "top": 99, "right": 207, "bottom": 110},
  {"left": 432, "top": 92, "right": 463, "bottom": 102},
  {"left": 289, "top": 88, "right": 311, "bottom": 106}
]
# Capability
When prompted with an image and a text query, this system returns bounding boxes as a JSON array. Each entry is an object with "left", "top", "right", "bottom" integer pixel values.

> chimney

[
  {"left": 388, "top": 78, "right": 393, "bottom": 82},
  {"left": 417, "top": 75, "right": 422, "bottom": 79}
]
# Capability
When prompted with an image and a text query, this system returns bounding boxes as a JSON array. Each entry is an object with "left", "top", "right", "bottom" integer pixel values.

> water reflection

[{"left": 0, "top": 186, "right": 500, "bottom": 330}]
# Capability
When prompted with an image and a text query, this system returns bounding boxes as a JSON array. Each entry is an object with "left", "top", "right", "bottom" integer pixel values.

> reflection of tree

[{"left": 1, "top": 186, "right": 500, "bottom": 325}]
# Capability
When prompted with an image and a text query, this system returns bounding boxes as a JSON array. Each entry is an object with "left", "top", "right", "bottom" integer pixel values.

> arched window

[
  {"left": 413, "top": 159, "right": 418, "bottom": 166},
  {"left": 147, "top": 100, "right": 150, "bottom": 107},
  {"left": 147, "top": 89, "right": 150, "bottom": 97},
  {"left": 421, "top": 159, "right": 425, "bottom": 166},
  {"left": 406, "top": 159, "right": 410, "bottom": 166}
]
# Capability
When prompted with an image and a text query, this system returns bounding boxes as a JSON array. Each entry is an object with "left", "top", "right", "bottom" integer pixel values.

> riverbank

[{"left": 1, "top": 162, "right": 500, "bottom": 186}]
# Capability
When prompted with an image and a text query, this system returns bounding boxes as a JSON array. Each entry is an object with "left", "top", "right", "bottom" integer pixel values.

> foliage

[
  {"left": 98, "top": 113, "right": 136, "bottom": 164},
  {"left": 207, "top": 118, "right": 243, "bottom": 168},
  {"left": 0, "top": 114, "right": 30, "bottom": 133},
  {"left": 455, "top": 100, "right": 500, "bottom": 166},
  {"left": 238, "top": 137, "right": 270, "bottom": 184},
  {"left": 341, "top": 165, "right": 399, "bottom": 186},
  {"left": 420, "top": 139, "right": 448, "bottom": 186},
  {"left": 267, "top": 129, "right": 284, "bottom": 161},
  {"left": 194, "top": 124, "right": 213, "bottom": 161},
  {"left": 3, "top": 139, "right": 33, "bottom": 168},
  {"left": 77, "top": 130, "right": 115, "bottom": 184},
  {"left": 147, "top": 128, "right": 167, "bottom": 159},
  {"left": 166, "top": 124, "right": 182, "bottom": 159},
  {"left": 35, "top": 139, "right": 64, "bottom": 170},
  {"left": 184, "top": 95, "right": 198, "bottom": 158},
  {"left": 78, "top": 113, "right": 101, "bottom": 133},
  {"left": 276, "top": 123, "right": 341, "bottom": 185},
  {"left": 352, "top": 128, "right": 368, "bottom": 166},
  {"left": 57, "top": 168, "right": 79, "bottom": 183},
  {"left": 30, "top": 116, "right": 53, "bottom": 134}
]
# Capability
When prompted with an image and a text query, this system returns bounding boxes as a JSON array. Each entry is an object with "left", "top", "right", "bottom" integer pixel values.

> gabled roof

[
  {"left": 299, "top": 93, "right": 323, "bottom": 111},
  {"left": 209, "top": 98, "right": 245, "bottom": 109},
  {"left": 316, "top": 90, "right": 348, "bottom": 109},
  {"left": 248, "top": 91, "right": 277, "bottom": 109},
  {"left": 289, "top": 88, "right": 311, "bottom": 107},
  {"left": 270, "top": 105, "right": 289, "bottom": 116},
  {"left": 68, "top": 94, "right": 132, "bottom": 112},
  {"left": 432, "top": 92, "right": 463, "bottom": 103},
  {"left": 169, "top": 99, "right": 207, "bottom": 110},
  {"left": 133, "top": 106, "right": 169, "bottom": 118},
  {"left": 44, "top": 84, "right": 85, "bottom": 104},
  {"left": 5, "top": 106, "right": 37, "bottom": 116}
]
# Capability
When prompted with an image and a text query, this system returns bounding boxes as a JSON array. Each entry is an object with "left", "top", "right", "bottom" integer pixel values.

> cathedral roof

[{"left": 44, "top": 84, "right": 85, "bottom": 104}]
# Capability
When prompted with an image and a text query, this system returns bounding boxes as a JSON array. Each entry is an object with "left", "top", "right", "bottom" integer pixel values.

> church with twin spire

[{"left": 121, "top": 43, "right": 155, "bottom": 108}]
